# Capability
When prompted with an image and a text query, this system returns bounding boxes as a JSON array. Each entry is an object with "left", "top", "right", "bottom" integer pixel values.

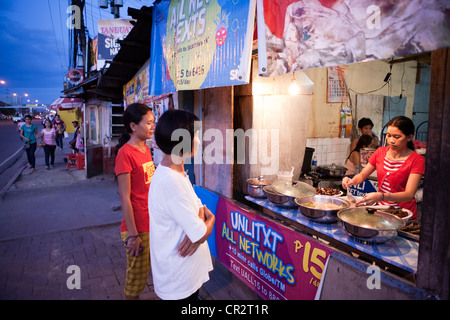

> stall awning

[
  {"left": 50, "top": 97, "right": 84, "bottom": 111},
  {"left": 257, "top": 0, "right": 450, "bottom": 76}
]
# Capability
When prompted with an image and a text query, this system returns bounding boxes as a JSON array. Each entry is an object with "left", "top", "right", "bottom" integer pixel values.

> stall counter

[
  {"left": 245, "top": 196, "right": 418, "bottom": 275},
  {"left": 194, "top": 186, "right": 420, "bottom": 300}
]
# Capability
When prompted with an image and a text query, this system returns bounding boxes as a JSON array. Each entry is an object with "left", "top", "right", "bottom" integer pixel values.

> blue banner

[{"left": 149, "top": 0, "right": 256, "bottom": 95}]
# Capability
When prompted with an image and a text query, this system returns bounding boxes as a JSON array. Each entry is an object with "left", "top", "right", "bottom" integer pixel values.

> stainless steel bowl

[
  {"left": 246, "top": 176, "right": 271, "bottom": 198},
  {"left": 263, "top": 185, "right": 297, "bottom": 207},
  {"left": 295, "top": 195, "right": 350, "bottom": 223},
  {"left": 337, "top": 207, "right": 406, "bottom": 244}
]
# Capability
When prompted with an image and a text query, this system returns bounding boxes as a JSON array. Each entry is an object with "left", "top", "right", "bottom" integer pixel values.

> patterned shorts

[{"left": 120, "top": 231, "right": 151, "bottom": 297}]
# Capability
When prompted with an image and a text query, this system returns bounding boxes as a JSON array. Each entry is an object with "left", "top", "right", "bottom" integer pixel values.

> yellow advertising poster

[{"left": 124, "top": 59, "right": 150, "bottom": 107}]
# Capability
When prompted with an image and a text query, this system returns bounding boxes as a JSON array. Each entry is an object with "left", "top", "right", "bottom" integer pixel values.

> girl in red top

[
  {"left": 342, "top": 116, "right": 425, "bottom": 219},
  {"left": 115, "top": 103, "right": 155, "bottom": 299}
]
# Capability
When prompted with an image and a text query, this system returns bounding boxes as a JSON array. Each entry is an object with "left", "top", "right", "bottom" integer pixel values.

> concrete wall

[
  {"left": 233, "top": 59, "right": 314, "bottom": 195},
  {"left": 304, "top": 59, "right": 418, "bottom": 139},
  {"left": 301, "top": 59, "right": 420, "bottom": 167},
  {"left": 252, "top": 58, "right": 314, "bottom": 181}
]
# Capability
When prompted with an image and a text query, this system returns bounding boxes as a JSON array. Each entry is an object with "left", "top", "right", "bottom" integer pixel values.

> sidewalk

[
  {"left": 0, "top": 145, "right": 251, "bottom": 301},
  {"left": 0, "top": 146, "right": 159, "bottom": 300}
]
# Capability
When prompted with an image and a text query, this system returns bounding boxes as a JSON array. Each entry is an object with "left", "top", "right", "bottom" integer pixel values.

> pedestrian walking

[
  {"left": 16, "top": 118, "right": 26, "bottom": 141},
  {"left": 40, "top": 119, "right": 57, "bottom": 169},
  {"left": 68, "top": 121, "right": 80, "bottom": 153},
  {"left": 114, "top": 103, "right": 156, "bottom": 300},
  {"left": 148, "top": 109, "right": 215, "bottom": 300},
  {"left": 20, "top": 115, "right": 38, "bottom": 173},
  {"left": 52, "top": 114, "right": 65, "bottom": 150}
]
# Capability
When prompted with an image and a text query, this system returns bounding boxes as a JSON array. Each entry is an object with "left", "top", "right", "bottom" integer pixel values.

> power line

[
  {"left": 58, "top": 0, "right": 67, "bottom": 65},
  {"left": 47, "top": 0, "right": 65, "bottom": 70}
]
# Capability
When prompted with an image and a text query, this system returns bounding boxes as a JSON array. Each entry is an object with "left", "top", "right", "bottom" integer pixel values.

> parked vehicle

[{"left": 12, "top": 113, "right": 23, "bottom": 123}]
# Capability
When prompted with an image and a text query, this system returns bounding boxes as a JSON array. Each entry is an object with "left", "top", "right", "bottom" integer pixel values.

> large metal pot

[
  {"left": 337, "top": 207, "right": 406, "bottom": 244},
  {"left": 318, "top": 163, "right": 347, "bottom": 177},
  {"left": 295, "top": 195, "right": 350, "bottom": 223},
  {"left": 271, "top": 179, "right": 316, "bottom": 198},
  {"left": 263, "top": 185, "right": 297, "bottom": 207},
  {"left": 246, "top": 176, "right": 271, "bottom": 198}
]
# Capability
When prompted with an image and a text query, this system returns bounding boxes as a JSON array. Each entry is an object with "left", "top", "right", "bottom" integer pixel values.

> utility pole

[{"left": 70, "top": 0, "right": 87, "bottom": 73}]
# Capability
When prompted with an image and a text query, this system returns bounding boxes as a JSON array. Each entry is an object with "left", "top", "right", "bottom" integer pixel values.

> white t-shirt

[{"left": 148, "top": 164, "right": 213, "bottom": 300}]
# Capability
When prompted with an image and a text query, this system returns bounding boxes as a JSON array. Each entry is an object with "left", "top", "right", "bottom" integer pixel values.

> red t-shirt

[
  {"left": 369, "top": 147, "right": 425, "bottom": 219},
  {"left": 115, "top": 143, "right": 155, "bottom": 232}
]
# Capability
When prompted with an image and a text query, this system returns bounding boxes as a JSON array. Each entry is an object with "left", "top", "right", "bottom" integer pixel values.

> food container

[
  {"left": 246, "top": 176, "right": 271, "bottom": 198},
  {"left": 315, "top": 186, "right": 343, "bottom": 197},
  {"left": 371, "top": 206, "right": 413, "bottom": 224},
  {"left": 318, "top": 163, "right": 347, "bottom": 177},
  {"left": 271, "top": 179, "right": 316, "bottom": 198},
  {"left": 295, "top": 195, "right": 350, "bottom": 223},
  {"left": 263, "top": 185, "right": 297, "bottom": 207},
  {"left": 337, "top": 207, "right": 406, "bottom": 244}
]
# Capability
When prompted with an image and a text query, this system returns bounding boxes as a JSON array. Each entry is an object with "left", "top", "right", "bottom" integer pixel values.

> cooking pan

[
  {"left": 337, "top": 207, "right": 406, "bottom": 244},
  {"left": 295, "top": 195, "right": 350, "bottom": 223},
  {"left": 263, "top": 185, "right": 297, "bottom": 207},
  {"left": 246, "top": 176, "right": 271, "bottom": 198}
]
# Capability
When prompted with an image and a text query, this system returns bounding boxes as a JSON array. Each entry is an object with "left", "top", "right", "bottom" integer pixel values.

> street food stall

[
  {"left": 147, "top": 0, "right": 450, "bottom": 299},
  {"left": 192, "top": 174, "right": 427, "bottom": 300}
]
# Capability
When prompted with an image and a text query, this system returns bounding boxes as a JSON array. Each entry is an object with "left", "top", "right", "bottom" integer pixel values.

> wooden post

[{"left": 416, "top": 48, "right": 450, "bottom": 300}]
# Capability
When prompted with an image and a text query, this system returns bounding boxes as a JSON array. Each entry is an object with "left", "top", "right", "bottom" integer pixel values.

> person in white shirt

[{"left": 148, "top": 109, "right": 215, "bottom": 300}]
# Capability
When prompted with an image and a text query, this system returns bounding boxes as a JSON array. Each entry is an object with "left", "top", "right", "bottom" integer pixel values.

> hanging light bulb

[{"left": 289, "top": 71, "right": 300, "bottom": 95}]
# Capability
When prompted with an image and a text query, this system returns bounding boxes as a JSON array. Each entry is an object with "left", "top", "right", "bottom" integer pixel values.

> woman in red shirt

[
  {"left": 342, "top": 116, "right": 425, "bottom": 219},
  {"left": 115, "top": 103, "right": 155, "bottom": 299}
]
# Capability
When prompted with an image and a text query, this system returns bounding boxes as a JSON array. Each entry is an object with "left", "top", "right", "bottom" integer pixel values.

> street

[
  {"left": 0, "top": 119, "right": 35, "bottom": 194},
  {"left": 0, "top": 119, "right": 26, "bottom": 166}
]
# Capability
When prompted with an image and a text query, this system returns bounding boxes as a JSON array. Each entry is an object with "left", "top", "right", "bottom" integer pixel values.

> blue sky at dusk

[{"left": 0, "top": 0, "right": 154, "bottom": 105}]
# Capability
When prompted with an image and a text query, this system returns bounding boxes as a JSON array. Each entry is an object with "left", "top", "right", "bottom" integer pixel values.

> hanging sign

[
  {"left": 215, "top": 197, "right": 332, "bottom": 300},
  {"left": 97, "top": 19, "right": 134, "bottom": 70},
  {"left": 66, "top": 69, "right": 84, "bottom": 85},
  {"left": 258, "top": 0, "right": 450, "bottom": 76},
  {"left": 124, "top": 59, "right": 151, "bottom": 107},
  {"left": 149, "top": 0, "right": 256, "bottom": 95}
]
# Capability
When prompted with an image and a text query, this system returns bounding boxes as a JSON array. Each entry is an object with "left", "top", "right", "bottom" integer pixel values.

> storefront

[
  {"left": 146, "top": 0, "right": 450, "bottom": 300},
  {"left": 187, "top": 57, "right": 432, "bottom": 300}
]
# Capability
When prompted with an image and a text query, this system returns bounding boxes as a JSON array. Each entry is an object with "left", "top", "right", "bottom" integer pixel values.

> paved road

[
  {"left": 0, "top": 119, "right": 33, "bottom": 166},
  {"left": 0, "top": 119, "right": 41, "bottom": 195}
]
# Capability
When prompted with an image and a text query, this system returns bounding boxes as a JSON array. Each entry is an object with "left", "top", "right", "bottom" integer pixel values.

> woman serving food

[{"left": 342, "top": 116, "right": 425, "bottom": 220}]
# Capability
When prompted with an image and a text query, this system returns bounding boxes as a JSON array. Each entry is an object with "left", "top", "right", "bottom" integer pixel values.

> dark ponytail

[
  {"left": 115, "top": 103, "right": 152, "bottom": 155},
  {"left": 386, "top": 116, "right": 415, "bottom": 150},
  {"left": 116, "top": 132, "right": 131, "bottom": 156},
  {"left": 347, "top": 134, "right": 373, "bottom": 160}
]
